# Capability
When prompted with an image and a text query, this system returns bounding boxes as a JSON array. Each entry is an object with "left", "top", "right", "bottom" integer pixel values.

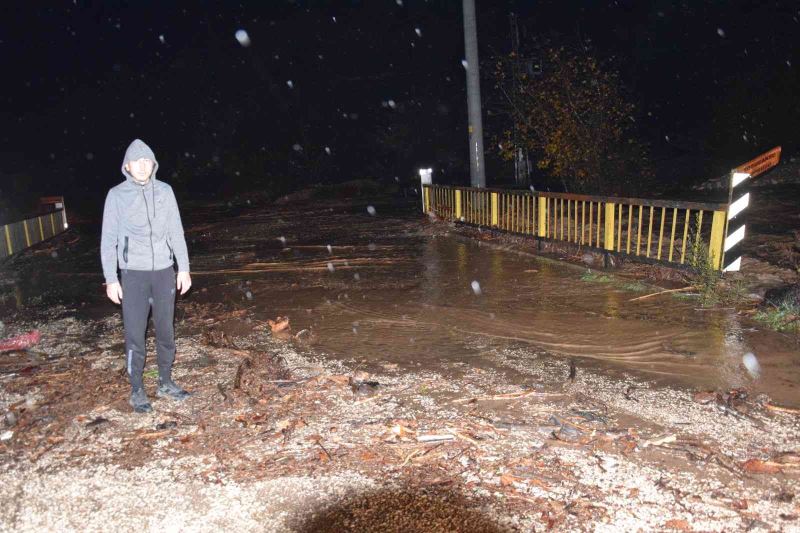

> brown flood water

[{"left": 184, "top": 203, "right": 800, "bottom": 406}]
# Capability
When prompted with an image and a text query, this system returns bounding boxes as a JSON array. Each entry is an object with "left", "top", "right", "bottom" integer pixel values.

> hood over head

[{"left": 121, "top": 139, "right": 159, "bottom": 184}]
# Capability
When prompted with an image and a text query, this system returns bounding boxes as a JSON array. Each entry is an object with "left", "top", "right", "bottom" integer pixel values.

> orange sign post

[{"left": 734, "top": 146, "right": 781, "bottom": 179}]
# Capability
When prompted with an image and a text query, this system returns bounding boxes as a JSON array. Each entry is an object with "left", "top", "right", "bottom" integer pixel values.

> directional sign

[{"left": 734, "top": 146, "right": 781, "bottom": 179}]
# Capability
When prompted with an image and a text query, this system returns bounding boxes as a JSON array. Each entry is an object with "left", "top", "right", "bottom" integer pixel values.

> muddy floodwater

[{"left": 5, "top": 198, "right": 800, "bottom": 405}]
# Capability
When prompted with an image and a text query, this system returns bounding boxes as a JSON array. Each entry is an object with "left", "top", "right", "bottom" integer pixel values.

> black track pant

[{"left": 121, "top": 267, "right": 176, "bottom": 391}]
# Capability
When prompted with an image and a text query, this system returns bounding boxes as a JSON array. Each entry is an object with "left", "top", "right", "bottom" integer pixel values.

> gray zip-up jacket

[{"left": 100, "top": 139, "right": 190, "bottom": 285}]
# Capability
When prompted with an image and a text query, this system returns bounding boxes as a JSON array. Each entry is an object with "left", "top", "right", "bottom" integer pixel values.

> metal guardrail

[
  {"left": 0, "top": 209, "right": 68, "bottom": 260},
  {"left": 422, "top": 185, "right": 729, "bottom": 270}
]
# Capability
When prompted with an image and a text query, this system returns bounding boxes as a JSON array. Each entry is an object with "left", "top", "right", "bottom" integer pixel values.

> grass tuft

[
  {"left": 754, "top": 298, "right": 800, "bottom": 333},
  {"left": 581, "top": 270, "right": 613, "bottom": 283}
]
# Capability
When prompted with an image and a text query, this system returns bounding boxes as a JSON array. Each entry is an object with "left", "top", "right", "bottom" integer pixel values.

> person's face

[{"left": 125, "top": 158, "right": 154, "bottom": 183}]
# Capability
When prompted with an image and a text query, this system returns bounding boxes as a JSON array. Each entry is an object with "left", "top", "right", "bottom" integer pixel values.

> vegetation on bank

[{"left": 754, "top": 298, "right": 800, "bottom": 333}]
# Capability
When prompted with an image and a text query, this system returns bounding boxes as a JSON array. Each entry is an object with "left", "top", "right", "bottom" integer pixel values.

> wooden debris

[
  {"left": 416, "top": 434, "right": 455, "bottom": 443},
  {"left": 742, "top": 458, "right": 783, "bottom": 474},
  {"left": 765, "top": 402, "right": 800, "bottom": 415},
  {"left": 628, "top": 286, "right": 695, "bottom": 302},
  {"left": 400, "top": 448, "right": 424, "bottom": 467},
  {"left": 643, "top": 434, "right": 677, "bottom": 448},
  {"left": 452, "top": 390, "right": 554, "bottom": 404},
  {"left": 663, "top": 518, "right": 691, "bottom": 531},
  {"left": 692, "top": 391, "right": 718, "bottom": 404},
  {"left": 267, "top": 316, "right": 291, "bottom": 334},
  {"left": 131, "top": 430, "right": 172, "bottom": 441}
]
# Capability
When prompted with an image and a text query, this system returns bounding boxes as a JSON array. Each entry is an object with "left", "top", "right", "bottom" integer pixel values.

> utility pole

[{"left": 462, "top": 0, "right": 486, "bottom": 188}]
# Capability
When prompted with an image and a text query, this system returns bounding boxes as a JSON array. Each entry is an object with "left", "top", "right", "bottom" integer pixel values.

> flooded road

[{"left": 4, "top": 197, "right": 800, "bottom": 405}]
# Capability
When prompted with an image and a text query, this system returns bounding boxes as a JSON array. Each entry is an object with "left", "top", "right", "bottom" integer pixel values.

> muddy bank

[{"left": 1, "top": 195, "right": 799, "bottom": 531}]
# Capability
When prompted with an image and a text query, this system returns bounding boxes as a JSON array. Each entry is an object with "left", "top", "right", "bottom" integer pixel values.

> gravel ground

[
  {"left": 0, "top": 308, "right": 798, "bottom": 531},
  {"left": 0, "top": 462, "right": 377, "bottom": 533}
]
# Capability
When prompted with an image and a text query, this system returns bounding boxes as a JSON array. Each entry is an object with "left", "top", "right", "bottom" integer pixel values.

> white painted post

[
  {"left": 419, "top": 168, "right": 432, "bottom": 212},
  {"left": 722, "top": 171, "right": 750, "bottom": 272}
]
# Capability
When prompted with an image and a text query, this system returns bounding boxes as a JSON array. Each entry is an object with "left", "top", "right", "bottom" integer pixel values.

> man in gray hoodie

[{"left": 101, "top": 139, "right": 192, "bottom": 413}]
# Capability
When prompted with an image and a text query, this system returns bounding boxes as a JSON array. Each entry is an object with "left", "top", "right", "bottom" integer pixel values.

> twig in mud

[
  {"left": 353, "top": 395, "right": 380, "bottom": 406},
  {"left": 454, "top": 431, "right": 481, "bottom": 445},
  {"left": 233, "top": 358, "right": 253, "bottom": 389},
  {"left": 642, "top": 434, "right": 677, "bottom": 448},
  {"left": 129, "top": 429, "right": 172, "bottom": 441},
  {"left": 452, "top": 390, "right": 559, "bottom": 404},
  {"left": 160, "top": 410, "right": 195, "bottom": 423},
  {"left": 401, "top": 448, "right": 424, "bottom": 467},
  {"left": 416, "top": 434, "right": 456, "bottom": 443},
  {"left": 421, "top": 442, "right": 447, "bottom": 457},
  {"left": 316, "top": 441, "right": 333, "bottom": 462},
  {"left": 764, "top": 402, "right": 800, "bottom": 415},
  {"left": 628, "top": 286, "right": 695, "bottom": 302}
]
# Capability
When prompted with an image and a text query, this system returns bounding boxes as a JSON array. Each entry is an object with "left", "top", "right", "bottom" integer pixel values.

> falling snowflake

[
  {"left": 292, "top": 143, "right": 302, "bottom": 152},
  {"left": 742, "top": 352, "right": 760, "bottom": 378},
  {"left": 353, "top": 273, "right": 360, "bottom": 281},
  {"left": 367, "top": 205, "right": 376, "bottom": 216},
  {"left": 415, "top": 27, "right": 422, "bottom": 37},
  {"left": 387, "top": 99, "right": 396, "bottom": 109},
  {"left": 396, "top": 0, "right": 403, "bottom": 6},
  {"left": 286, "top": 80, "right": 294, "bottom": 88},
  {"left": 158, "top": 34, "right": 165, "bottom": 44},
  {"left": 327, "top": 262, "right": 335, "bottom": 272},
  {"left": 327, "top": 244, "right": 332, "bottom": 254},
  {"left": 235, "top": 29, "right": 251, "bottom": 47},
  {"left": 325, "top": 146, "right": 331, "bottom": 155},
  {"left": 245, "top": 291, "right": 253, "bottom": 300},
  {"left": 461, "top": 59, "right": 468, "bottom": 69},
  {"left": 278, "top": 236, "right": 286, "bottom": 245},
  {"left": 716, "top": 28, "right": 725, "bottom": 38},
  {"left": 471, "top": 280, "right": 481, "bottom": 295}
]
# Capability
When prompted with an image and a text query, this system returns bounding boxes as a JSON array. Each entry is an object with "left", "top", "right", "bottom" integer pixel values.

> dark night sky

[{"left": 1, "top": 1, "right": 798, "bottom": 215}]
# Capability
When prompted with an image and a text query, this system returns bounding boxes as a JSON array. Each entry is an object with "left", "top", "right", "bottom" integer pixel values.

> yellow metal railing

[
  {"left": 423, "top": 185, "right": 729, "bottom": 270},
  {"left": 0, "top": 209, "right": 67, "bottom": 260}
]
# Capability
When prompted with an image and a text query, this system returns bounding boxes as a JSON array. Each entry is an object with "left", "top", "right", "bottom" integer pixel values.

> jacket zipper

[
  {"left": 123, "top": 236, "right": 129, "bottom": 264},
  {"left": 141, "top": 187, "right": 155, "bottom": 270}
]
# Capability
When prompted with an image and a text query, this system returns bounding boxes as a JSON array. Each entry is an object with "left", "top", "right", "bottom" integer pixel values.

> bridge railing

[
  {"left": 0, "top": 209, "right": 68, "bottom": 260},
  {"left": 422, "top": 185, "right": 728, "bottom": 270}
]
